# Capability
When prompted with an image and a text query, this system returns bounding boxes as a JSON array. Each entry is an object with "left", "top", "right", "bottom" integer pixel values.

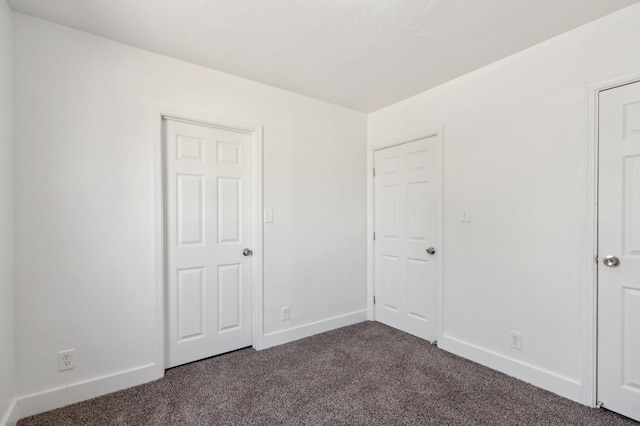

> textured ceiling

[{"left": 8, "top": 0, "right": 640, "bottom": 112}]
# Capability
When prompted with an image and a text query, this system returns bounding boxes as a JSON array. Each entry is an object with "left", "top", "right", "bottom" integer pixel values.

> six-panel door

[
  {"left": 164, "top": 118, "right": 252, "bottom": 368},
  {"left": 374, "top": 137, "right": 441, "bottom": 341},
  {"left": 598, "top": 82, "right": 640, "bottom": 422}
]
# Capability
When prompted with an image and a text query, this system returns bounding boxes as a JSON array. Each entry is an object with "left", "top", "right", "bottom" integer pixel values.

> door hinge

[
  {"left": 373, "top": 296, "right": 376, "bottom": 305},
  {"left": 373, "top": 167, "right": 376, "bottom": 177},
  {"left": 373, "top": 232, "right": 376, "bottom": 241}
]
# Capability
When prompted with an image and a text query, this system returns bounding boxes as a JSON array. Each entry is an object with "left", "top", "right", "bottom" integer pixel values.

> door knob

[
  {"left": 426, "top": 247, "right": 436, "bottom": 255},
  {"left": 243, "top": 248, "right": 253, "bottom": 256},
  {"left": 603, "top": 255, "right": 620, "bottom": 267}
]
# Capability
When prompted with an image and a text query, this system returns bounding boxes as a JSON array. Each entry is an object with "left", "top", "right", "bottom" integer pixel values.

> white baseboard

[
  {"left": 7, "top": 363, "right": 162, "bottom": 425},
  {"left": 260, "top": 310, "right": 368, "bottom": 350},
  {"left": 438, "top": 334, "right": 582, "bottom": 403},
  {"left": 0, "top": 398, "right": 17, "bottom": 426},
  {"left": 3, "top": 324, "right": 583, "bottom": 425},
  {"left": 6, "top": 313, "right": 367, "bottom": 424}
]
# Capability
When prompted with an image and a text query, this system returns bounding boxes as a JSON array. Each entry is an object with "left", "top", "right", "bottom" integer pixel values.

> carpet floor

[{"left": 18, "top": 321, "right": 637, "bottom": 425}]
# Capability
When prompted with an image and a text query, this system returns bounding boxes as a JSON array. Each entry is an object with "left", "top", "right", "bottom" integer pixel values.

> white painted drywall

[
  {"left": 12, "top": 11, "right": 366, "bottom": 406},
  {"left": 368, "top": 3, "right": 640, "bottom": 403},
  {"left": 0, "top": 0, "right": 15, "bottom": 422}
]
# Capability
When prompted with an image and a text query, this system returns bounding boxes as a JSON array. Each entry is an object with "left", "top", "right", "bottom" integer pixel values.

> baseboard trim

[
  {"left": 439, "top": 335, "right": 582, "bottom": 403},
  {"left": 8, "top": 363, "right": 162, "bottom": 425},
  {"left": 260, "top": 310, "right": 368, "bottom": 350},
  {"left": 6, "top": 312, "right": 368, "bottom": 423},
  {"left": 0, "top": 398, "right": 17, "bottom": 426}
]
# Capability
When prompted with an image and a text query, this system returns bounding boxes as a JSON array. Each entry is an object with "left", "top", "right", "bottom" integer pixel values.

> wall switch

[
  {"left": 509, "top": 331, "right": 523, "bottom": 351},
  {"left": 460, "top": 207, "right": 471, "bottom": 222},
  {"left": 58, "top": 349, "right": 76, "bottom": 371},
  {"left": 281, "top": 306, "right": 290, "bottom": 321},
  {"left": 264, "top": 208, "right": 274, "bottom": 223}
]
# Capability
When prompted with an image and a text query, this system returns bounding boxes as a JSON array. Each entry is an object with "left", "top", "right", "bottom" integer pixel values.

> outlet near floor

[
  {"left": 58, "top": 349, "right": 76, "bottom": 371},
  {"left": 281, "top": 306, "right": 290, "bottom": 321},
  {"left": 509, "top": 331, "right": 523, "bottom": 351}
]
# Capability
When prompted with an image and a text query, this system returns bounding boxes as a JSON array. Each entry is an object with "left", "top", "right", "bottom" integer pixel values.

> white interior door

[
  {"left": 164, "top": 118, "right": 253, "bottom": 368},
  {"left": 598, "top": 81, "right": 640, "bottom": 421},
  {"left": 374, "top": 136, "right": 442, "bottom": 341}
]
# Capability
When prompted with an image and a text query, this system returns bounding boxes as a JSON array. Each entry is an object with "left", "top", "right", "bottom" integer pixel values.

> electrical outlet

[
  {"left": 281, "top": 306, "right": 290, "bottom": 321},
  {"left": 58, "top": 349, "right": 76, "bottom": 371},
  {"left": 509, "top": 331, "right": 523, "bottom": 351}
]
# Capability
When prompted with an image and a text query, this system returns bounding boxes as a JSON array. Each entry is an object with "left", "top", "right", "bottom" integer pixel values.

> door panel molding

[
  {"left": 152, "top": 105, "right": 264, "bottom": 374},
  {"left": 585, "top": 73, "right": 640, "bottom": 409}
]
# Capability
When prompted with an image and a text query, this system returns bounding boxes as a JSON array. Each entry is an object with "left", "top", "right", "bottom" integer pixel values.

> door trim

[
  {"left": 366, "top": 128, "right": 444, "bottom": 340},
  {"left": 585, "top": 73, "right": 640, "bottom": 407},
  {"left": 152, "top": 105, "right": 264, "bottom": 373}
]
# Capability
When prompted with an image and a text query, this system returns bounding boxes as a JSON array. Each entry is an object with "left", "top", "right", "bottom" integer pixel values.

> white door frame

[
  {"left": 366, "top": 128, "right": 444, "bottom": 339},
  {"left": 584, "top": 73, "right": 640, "bottom": 407},
  {"left": 152, "top": 106, "right": 264, "bottom": 373}
]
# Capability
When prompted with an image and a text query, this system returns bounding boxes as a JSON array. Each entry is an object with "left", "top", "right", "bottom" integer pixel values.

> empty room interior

[{"left": 2, "top": 0, "right": 640, "bottom": 424}]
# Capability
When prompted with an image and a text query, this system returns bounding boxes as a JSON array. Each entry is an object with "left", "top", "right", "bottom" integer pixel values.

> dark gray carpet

[{"left": 19, "top": 321, "right": 636, "bottom": 425}]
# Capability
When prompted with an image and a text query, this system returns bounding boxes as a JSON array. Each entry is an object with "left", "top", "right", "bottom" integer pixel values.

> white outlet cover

[
  {"left": 281, "top": 306, "right": 290, "bottom": 321},
  {"left": 509, "top": 331, "right": 523, "bottom": 351},
  {"left": 58, "top": 349, "right": 76, "bottom": 371}
]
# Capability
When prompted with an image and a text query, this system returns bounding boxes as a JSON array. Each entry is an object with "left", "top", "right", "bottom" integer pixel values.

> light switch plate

[
  {"left": 264, "top": 208, "right": 273, "bottom": 223},
  {"left": 460, "top": 207, "right": 471, "bottom": 222}
]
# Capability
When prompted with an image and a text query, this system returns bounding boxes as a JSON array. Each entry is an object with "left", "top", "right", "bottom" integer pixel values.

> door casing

[
  {"left": 152, "top": 106, "right": 264, "bottom": 374},
  {"left": 367, "top": 129, "right": 444, "bottom": 340}
]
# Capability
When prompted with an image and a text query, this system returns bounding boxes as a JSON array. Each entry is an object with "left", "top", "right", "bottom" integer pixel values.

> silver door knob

[
  {"left": 603, "top": 255, "right": 620, "bottom": 267},
  {"left": 243, "top": 248, "right": 253, "bottom": 256},
  {"left": 426, "top": 247, "right": 436, "bottom": 255}
]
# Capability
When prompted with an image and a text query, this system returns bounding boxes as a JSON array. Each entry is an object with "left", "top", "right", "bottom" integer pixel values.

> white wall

[
  {"left": 12, "top": 13, "right": 366, "bottom": 418},
  {"left": 0, "top": 0, "right": 15, "bottom": 423},
  {"left": 368, "top": 3, "right": 640, "bottom": 403}
]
